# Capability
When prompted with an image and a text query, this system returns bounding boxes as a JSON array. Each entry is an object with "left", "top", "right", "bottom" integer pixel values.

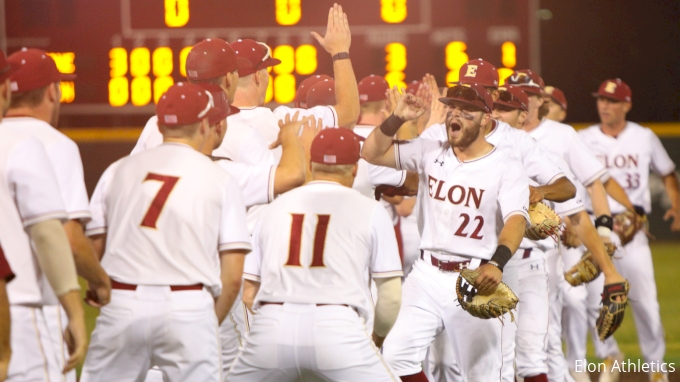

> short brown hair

[{"left": 10, "top": 86, "right": 48, "bottom": 108}]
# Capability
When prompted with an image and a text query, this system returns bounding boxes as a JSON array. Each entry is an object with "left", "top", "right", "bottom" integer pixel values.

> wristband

[
  {"left": 332, "top": 52, "right": 350, "bottom": 62},
  {"left": 379, "top": 114, "right": 406, "bottom": 137},
  {"left": 490, "top": 245, "right": 512, "bottom": 272},
  {"left": 597, "top": 226, "right": 612, "bottom": 237},
  {"left": 594, "top": 214, "right": 613, "bottom": 230}
]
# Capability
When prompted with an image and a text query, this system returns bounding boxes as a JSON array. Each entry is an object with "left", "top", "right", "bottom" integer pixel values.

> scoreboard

[{"left": 3, "top": 0, "right": 538, "bottom": 125}]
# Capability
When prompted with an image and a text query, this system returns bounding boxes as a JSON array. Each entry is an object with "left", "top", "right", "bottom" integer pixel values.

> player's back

[
  {"left": 96, "top": 143, "right": 244, "bottom": 293},
  {"left": 252, "top": 181, "right": 397, "bottom": 319}
]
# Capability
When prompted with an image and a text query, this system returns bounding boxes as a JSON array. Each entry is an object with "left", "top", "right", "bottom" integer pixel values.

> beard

[{"left": 448, "top": 118, "right": 482, "bottom": 149}]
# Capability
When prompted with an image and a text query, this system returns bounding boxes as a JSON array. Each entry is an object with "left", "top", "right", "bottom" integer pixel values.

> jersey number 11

[{"left": 285, "top": 214, "right": 330, "bottom": 268}]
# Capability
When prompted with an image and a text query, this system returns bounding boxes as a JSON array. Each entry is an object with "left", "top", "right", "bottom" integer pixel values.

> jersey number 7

[
  {"left": 140, "top": 173, "right": 180, "bottom": 229},
  {"left": 285, "top": 214, "right": 330, "bottom": 267}
]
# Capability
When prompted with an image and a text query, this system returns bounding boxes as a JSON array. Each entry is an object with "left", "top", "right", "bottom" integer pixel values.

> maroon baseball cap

[
  {"left": 495, "top": 84, "right": 529, "bottom": 112},
  {"left": 311, "top": 128, "right": 362, "bottom": 165},
  {"left": 439, "top": 83, "right": 494, "bottom": 113},
  {"left": 405, "top": 80, "right": 421, "bottom": 95},
  {"left": 451, "top": 59, "right": 499, "bottom": 88},
  {"left": 545, "top": 86, "right": 568, "bottom": 110},
  {"left": 295, "top": 74, "right": 332, "bottom": 108},
  {"left": 185, "top": 39, "right": 251, "bottom": 81},
  {"left": 592, "top": 78, "right": 632, "bottom": 103},
  {"left": 197, "top": 83, "right": 240, "bottom": 125},
  {"left": 7, "top": 48, "right": 76, "bottom": 93},
  {"left": 231, "top": 39, "right": 281, "bottom": 77},
  {"left": 505, "top": 69, "right": 544, "bottom": 96},
  {"left": 156, "top": 82, "right": 215, "bottom": 126},
  {"left": 0, "top": 50, "right": 19, "bottom": 83},
  {"left": 358, "top": 74, "right": 389, "bottom": 103},
  {"left": 306, "top": 79, "right": 336, "bottom": 108}
]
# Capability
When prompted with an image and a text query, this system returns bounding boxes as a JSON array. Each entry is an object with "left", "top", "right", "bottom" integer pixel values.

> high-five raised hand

[
  {"left": 311, "top": 3, "right": 351, "bottom": 56},
  {"left": 390, "top": 86, "right": 427, "bottom": 121}
]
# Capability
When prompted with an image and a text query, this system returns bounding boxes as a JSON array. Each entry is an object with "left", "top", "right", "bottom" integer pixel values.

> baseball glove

[
  {"left": 596, "top": 281, "right": 630, "bottom": 341},
  {"left": 560, "top": 225, "right": 583, "bottom": 248},
  {"left": 374, "top": 184, "right": 417, "bottom": 201},
  {"left": 564, "top": 243, "right": 617, "bottom": 286},
  {"left": 456, "top": 269, "right": 519, "bottom": 322},
  {"left": 525, "top": 202, "right": 563, "bottom": 241},
  {"left": 613, "top": 210, "right": 647, "bottom": 246}
]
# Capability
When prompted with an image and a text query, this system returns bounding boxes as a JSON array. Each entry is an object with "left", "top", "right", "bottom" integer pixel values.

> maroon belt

[
  {"left": 111, "top": 280, "right": 203, "bottom": 292},
  {"left": 421, "top": 252, "right": 487, "bottom": 272},
  {"left": 260, "top": 302, "right": 349, "bottom": 308}
]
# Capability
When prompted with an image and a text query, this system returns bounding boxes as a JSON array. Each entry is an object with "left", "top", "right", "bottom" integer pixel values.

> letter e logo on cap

[
  {"left": 465, "top": 65, "right": 478, "bottom": 78},
  {"left": 604, "top": 82, "right": 617, "bottom": 94}
]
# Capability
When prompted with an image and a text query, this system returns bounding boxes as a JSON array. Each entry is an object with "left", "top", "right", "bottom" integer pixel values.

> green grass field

[{"left": 78, "top": 242, "right": 680, "bottom": 376}]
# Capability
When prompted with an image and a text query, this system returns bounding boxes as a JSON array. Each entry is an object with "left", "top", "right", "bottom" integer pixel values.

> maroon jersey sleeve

[{"left": 0, "top": 245, "right": 15, "bottom": 283}]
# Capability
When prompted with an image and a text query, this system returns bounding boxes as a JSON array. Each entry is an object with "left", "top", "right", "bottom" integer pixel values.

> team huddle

[{"left": 1, "top": 3, "right": 679, "bottom": 382}]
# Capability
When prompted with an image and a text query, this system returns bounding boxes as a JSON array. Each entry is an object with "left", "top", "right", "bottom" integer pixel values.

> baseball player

[
  {"left": 80, "top": 83, "right": 251, "bottom": 382},
  {"left": 506, "top": 70, "right": 633, "bottom": 381},
  {"left": 544, "top": 86, "right": 568, "bottom": 122},
  {"left": 225, "top": 4, "right": 359, "bottom": 163},
  {"left": 306, "top": 78, "right": 336, "bottom": 107},
  {"left": 227, "top": 127, "right": 403, "bottom": 381},
  {"left": 132, "top": 38, "right": 276, "bottom": 167},
  {"left": 294, "top": 74, "right": 333, "bottom": 108},
  {"left": 574, "top": 79, "right": 679, "bottom": 382},
  {"left": 362, "top": 83, "right": 531, "bottom": 381},
  {"left": 0, "top": 243, "right": 15, "bottom": 381},
  {"left": 420, "top": 62, "right": 575, "bottom": 382},
  {"left": 4, "top": 48, "right": 112, "bottom": 382}
]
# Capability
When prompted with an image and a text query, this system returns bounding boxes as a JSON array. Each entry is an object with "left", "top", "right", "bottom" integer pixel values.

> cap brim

[
  {"left": 438, "top": 97, "right": 489, "bottom": 112},
  {"left": 591, "top": 92, "right": 624, "bottom": 102},
  {"left": 494, "top": 100, "right": 527, "bottom": 112},
  {"left": 228, "top": 105, "right": 240, "bottom": 116},
  {"left": 548, "top": 95, "right": 567, "bottom": 110},
  {"left": 448, "top": 80, "right": 497, "bottom": 88},
  {"left": 263, "top": 57, "right": 281, "bottom": 67},
  {"left": 59, "top": 73, "right": 77, "bottom": 81},
  {"left": 516, "top": 86, "right": 543, "bottom": 96}
]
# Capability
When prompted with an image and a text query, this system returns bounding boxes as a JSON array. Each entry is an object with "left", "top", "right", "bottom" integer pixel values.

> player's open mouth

[{"left": 449, "top": 122, "right": 462, "bottom": 134}]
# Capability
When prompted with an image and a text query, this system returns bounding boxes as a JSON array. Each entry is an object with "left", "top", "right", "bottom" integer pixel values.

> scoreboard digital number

[{"left": 4, "top": 0, "right": 537, "bottom": 118}]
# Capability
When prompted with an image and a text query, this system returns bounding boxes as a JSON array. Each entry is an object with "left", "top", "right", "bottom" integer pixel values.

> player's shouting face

[{"left": 445, "top": 102, "right": 485, "bottom": 149}]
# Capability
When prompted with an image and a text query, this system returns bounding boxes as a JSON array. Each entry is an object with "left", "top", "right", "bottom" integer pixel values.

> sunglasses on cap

[
  {"left": 447, "top": 85, "right": 485, "bottom": 103},
  {"left": 254, "top": 42, "right": 273, "bottom": 70},
  {"left": 197, "top": 90, "right": 215, "bottom": 119},
  {"left": 498, "top": 89, "right": 527, "bottom": 108},
  {"left": 507, "top": 74, "right": 541, "bottom": 88}
]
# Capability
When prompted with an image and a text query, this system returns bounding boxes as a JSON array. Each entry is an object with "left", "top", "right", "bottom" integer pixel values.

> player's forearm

[
  {"left": 396, "top": 120, "right": 419, "bottom": 141},
  {"left": 242, "top": 279, "right": 260, "bottom": 313},
  {"left": 89, "top": 234, "right": 106, "bottom": 261},
  {"left": 662, "top": 172, "right": 680, "bottom": 211},
  {"left": 29, "top": 219, "right": 80, "bottom": 297},
  {"left": 586, "top": 179, "right": 612, "bottom": 217},
  {"left": 0, "top": 281, "right": 10, "bottom": 367},
  {"left": 64, "top": 220, "right": 110, "bottom": 287},
  {"left": 57, "top": 290, "right": 85, "bottom": 323},
  {"left": 332, "top": 58, "right": 360, "bottom": 128},
  {"left": 373, "top": 276, "right": 402, "bottom": 338},
  {"left": 497, "top": 215, "right": 527, "bottom": 254},
  {"left": 362, "top": 118, "right": 401, "bottom": 168},
  {"left": 570, "top": 211, "right": 618, "bottom": 276},
  {"left": 395, "top": 196, "right": 416, "bottom": 217},
  {"left": 274, "top": 132, "right": 306, "bottom": 195},
  {"left": 216, "top": 251, "right": 247, "bottom": 324},
  {"left": 536, "top": 176, "right": 576, "bottom": 202},
  {"left": 604, "top": 178, "right": 634, "bottom": 211}
]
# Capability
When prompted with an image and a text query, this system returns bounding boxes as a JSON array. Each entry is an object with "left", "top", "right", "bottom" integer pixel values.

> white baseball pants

[
  {"left": 226, "top": 303, "right": 397, "bottom": 381},
  {"left": 42, "top": 304, "right": 76, "bottom": 382},
  {"left": 81, "top": 286, "right": 221, "bottom": 382},
  {"left": 6, "top": 305, "right": 62, "bottom": 382},
  {"left": 382, "top": 257, "right": 510, "bottom": 381},
  {"left": 545, "top": 247, "right": 570, "bottom": 382}
]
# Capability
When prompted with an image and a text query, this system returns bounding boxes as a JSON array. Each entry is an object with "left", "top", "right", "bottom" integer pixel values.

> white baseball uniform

[
  {"left": 381, "top": 137, "right": 530, "bottom": 381},
  {"left": 227, "top": 180, "right": 403, "bottom": 381},
  {"left": 576, "top": 122, "right": 675, "bottom": 370},
  {"left": 2, "top": 115, "right": 91, "bottom": 382},
  {"left": 0, "top": 127, "right": 68, "bottom": 382},
  {"left": 81, "top": 142, "right": 251, "bottom": 382},
  {"left": 221, "top": 105, "right": 338, "bottom": 163},
  {"left": 132, "top": 115, "right": 276, "bottom": 166}
]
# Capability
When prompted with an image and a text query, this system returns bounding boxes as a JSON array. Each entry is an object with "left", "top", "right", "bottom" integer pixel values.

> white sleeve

[
  {"left": 216, "top": 160, "right": 275, "bottom": 207},
  {"left": 419, "top": 123, "right": 447, "bottom": 142},
  {"left": 273, "top": 105, "right": 339, "bottom": 128},
  {"left": 369, "top": 205, "right": 404, "bottom": 278},
  {"left": 566, "top": 129, "right": 608, "bottom": 186},
  {"left": 46, "top": 139, "right": 91, "bottom": 222},
  {"left": 218, "top": 173, "right": 253, "bottom": 252},
  {"left": 498, "top": 161, "right": 531, "bottom": 225},
  {"left": 517, "top": 133, "right": 565, "bottom": 185},
  {"left": 8, "top": 138, "right": 67, "bottom": 227},
  {"left": 131, "top": 117, "right": 163, "bottom": 155},
  {"left": 239, "top": 129, "right": 277, "bottom": 165},
  {"left": 242, "top": 219, "right": 263, "bottom": 282},
  {"left": 648, "top": 131, "right": 676, "bottom": 176},
  {"left": 368, "top": 164, "right": 407, "bottom": 187},
  {"left": 395, "top": 138, "right": 443, "bottom": 173},
  {"left": 86, "top": 163, "right": 118, "bottom": 236}
]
